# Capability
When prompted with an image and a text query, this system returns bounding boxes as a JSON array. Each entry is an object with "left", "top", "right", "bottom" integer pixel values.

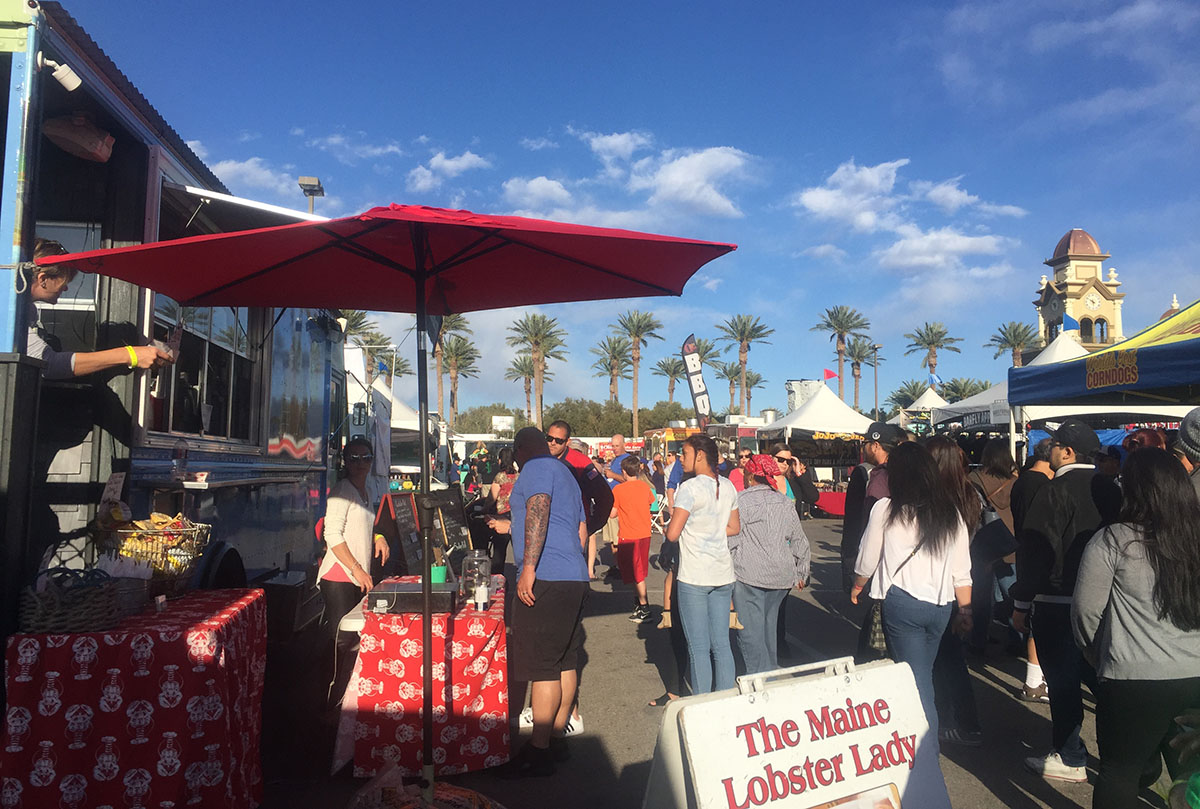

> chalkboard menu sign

[{"left": 374, "top": 488, "right": 473, "bottom": 575}]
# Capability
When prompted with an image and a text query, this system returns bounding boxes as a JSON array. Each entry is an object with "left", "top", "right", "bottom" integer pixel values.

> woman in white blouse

[
  {"left": 319, "top": 438, "right": 390, "bottom": 637},
  {"left": 851, "top": 442, "right": 971, "bottom": 738}
]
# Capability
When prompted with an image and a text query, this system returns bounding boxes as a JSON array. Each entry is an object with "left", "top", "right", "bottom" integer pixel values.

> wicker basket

[
  {"left": 19, "top": 569, "right": 119, "bottom": 633},
  {"left": 115, "top": 523, "right": 211, "bottom": 598}
]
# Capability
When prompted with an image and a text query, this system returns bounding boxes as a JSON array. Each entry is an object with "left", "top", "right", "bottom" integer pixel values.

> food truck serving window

[{"left": 148, "top": 295, "right": 258, "bottom": 441}]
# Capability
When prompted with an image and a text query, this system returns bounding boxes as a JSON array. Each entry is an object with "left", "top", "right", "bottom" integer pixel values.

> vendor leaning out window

[{"left": 26, "top": 239, "right": 173, "bottom": 378}]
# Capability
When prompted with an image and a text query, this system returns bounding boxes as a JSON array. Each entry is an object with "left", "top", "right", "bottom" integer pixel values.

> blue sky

[{"left": 74, "top": 1, "right": 1200, "bottom": 416}]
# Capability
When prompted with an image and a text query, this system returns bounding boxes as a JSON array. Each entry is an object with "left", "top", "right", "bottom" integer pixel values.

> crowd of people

[{"left": 319, "top": 411, "right": 1200, "bottom": 802}]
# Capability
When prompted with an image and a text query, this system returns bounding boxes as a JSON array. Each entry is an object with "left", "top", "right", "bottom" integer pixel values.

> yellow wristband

[{"left": 124, "top": 345, "right": 138, "bottom": 368}]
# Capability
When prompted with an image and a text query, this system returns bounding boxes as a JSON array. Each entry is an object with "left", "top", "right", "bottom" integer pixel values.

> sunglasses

[
  {"left": 347, "top": 453, "right": 374, "bottom": 462},
  {"left": 547, "top": 435, "right": 568, "bottom": 445},
  {"left": 774, "top": 456, "right": 794, "bottom": 464},
  {"left": 738, "top": 453, "right": 752, "bottom": 459}
]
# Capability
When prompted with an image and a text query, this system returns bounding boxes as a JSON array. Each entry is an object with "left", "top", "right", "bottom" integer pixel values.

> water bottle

[{"left": 170, "top": 439, "right": 189, "bottom": 482}]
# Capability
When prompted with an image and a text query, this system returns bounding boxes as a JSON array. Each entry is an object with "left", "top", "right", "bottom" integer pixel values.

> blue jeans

[
  {"left": 677, "top": 581, "right": 736, "bottom": 693},
  {"left": 733, "top": 582, "right": 788, "bottom": 675},
  {"left": 883, "top": 586, "right": 951, "bottom": 736}
]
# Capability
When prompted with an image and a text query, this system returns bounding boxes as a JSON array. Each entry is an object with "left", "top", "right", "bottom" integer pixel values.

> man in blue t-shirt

[{"left": 489, "top": 427, "right": 588, "bottom": 777}]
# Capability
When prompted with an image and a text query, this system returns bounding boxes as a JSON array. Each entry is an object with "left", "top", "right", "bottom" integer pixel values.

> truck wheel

[{"left": 198, "top": 542, "right": 247, "bottom": 589}]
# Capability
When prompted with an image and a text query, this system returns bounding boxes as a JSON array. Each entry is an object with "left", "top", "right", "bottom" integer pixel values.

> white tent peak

[
  {"left": 907, "top": 386, "right": 949, "bottom": 411},
  {"left": 758, "top": 384, "right": 873, "bottom": 438},
  {"left": 1027, "top": 332, "right": 1089, "bottom": 366}
]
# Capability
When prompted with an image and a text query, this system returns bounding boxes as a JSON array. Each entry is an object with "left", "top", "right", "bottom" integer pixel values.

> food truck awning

[{"left": 161, "top": 182, "right": 325, "bottom": 232}]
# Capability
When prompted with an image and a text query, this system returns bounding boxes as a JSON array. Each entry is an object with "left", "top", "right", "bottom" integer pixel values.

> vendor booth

[
  {"left": 1010, "top": 298, "right": 1200, "bottom": 407},
  {"left": 757, "top": 385, "right": 872, "bottom": 491},
  {"left": 888, "top": 386, "right": 947, "bottom": 434}
]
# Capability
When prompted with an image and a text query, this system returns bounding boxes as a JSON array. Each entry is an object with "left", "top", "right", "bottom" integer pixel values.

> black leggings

[
  {"left": 1094, "top": 676, "right": 1200, "bottom": 809},
  {"left": 320, "top": 578, "right": 364, "bottom": 704}
]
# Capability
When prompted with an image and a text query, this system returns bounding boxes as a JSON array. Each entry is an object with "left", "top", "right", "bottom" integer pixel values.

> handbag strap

[{"left": 893, "top": 537, "right": 927, "bottom": 575}]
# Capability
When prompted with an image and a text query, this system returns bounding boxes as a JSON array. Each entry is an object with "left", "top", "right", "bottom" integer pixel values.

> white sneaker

[
  {"left": 518, "top": 706, "right": 533, "bottom": 728},
  {"left": 563, "top": 714, "right": 584, "bottom": 737},
  {"left": 1024, "top": 751, "right": 1087, "bottom": 783}
]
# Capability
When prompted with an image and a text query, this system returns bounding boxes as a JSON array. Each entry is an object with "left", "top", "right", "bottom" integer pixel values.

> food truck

[
  {"left": 0, "top": 3, "right": 342, "bottom": 638},
  {"left": 643, "top": 423, "right": 702, "bottom": 459}
]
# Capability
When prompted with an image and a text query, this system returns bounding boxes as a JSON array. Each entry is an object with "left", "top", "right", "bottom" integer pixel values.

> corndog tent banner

[
  {"left": 673, "top": 661, "right": 948, "bottom": 809},
  {"left": 1009, "top": 297, "right": 1200, "bottom": 406}
]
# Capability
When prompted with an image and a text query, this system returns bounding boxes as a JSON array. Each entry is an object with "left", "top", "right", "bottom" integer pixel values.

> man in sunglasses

[{"left": 546, "top": 420, "right": 613, "bottom": 579}]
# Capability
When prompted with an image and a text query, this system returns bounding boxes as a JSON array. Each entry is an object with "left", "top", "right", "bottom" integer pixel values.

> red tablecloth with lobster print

[
  {"left": 1, "top": 589, "right": 266, "bottom": 809},
  {"left": 334, "top": 575, "right": 509, "bottom": 777}
]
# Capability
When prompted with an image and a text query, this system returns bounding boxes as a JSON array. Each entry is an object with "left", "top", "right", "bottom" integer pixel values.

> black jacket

[{"left": 1012, "top": 466, "right": 1121, "bottom": 604}]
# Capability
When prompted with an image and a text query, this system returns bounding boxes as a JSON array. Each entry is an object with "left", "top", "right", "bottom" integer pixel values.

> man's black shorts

[{"left": 509, "top": 579, "right": 589, "bottom": 682}]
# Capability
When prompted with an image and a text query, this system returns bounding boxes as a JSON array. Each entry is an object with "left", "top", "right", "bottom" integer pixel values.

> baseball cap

[
  {"left": 1051, "top": 418, "right": 1100, "bottom": 456},
  {"left": 863, "top": 421, "right": 904, "bottom": 447}
]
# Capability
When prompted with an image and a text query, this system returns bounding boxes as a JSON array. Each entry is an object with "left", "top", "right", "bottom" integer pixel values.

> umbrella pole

[{"left": 415, "top": 252, "right": 436, "bottom": 802}]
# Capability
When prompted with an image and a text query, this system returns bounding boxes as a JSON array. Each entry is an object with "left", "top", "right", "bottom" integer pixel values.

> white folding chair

[{"left": 650, "top": 494, "right": 668, "bottom": 534}]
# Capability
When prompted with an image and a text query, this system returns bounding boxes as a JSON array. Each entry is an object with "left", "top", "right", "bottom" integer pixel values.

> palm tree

[
  {"left": 590, "top": 336, "right": 633, "bottom": 403},
  {"left": 903, "top": 321, "right": 963, "bottom": 379},
  {"left": 985, "top": 321, "right": 1040, "bottom": 368},
  {"left": 504, "top": 355, "right": 544, "bottom": 421},
  {"left": 506, "top": 313, "right": 567, "bottom": 429},
  {"left": 433, "top": 314, "right": 471, "bottom": 420},
  {"left": 844, "top": 337, "right": 877, "bottom": 412},
  {"left": 692, "top": 337, "right": 725, "bottom": 369},
  {"left": 942, "top": 377, "right": 989, "bottom": 403},
  {"left": 886, "top": 379, "right": 930, "bottom": 411},
  {"left": 441, "top": 334, "right": 479, "bottom": 426},
  {"left": 715, "top": 314, "right": 775, "bottom": 414},
  {"left": 810, "top": 306, "right": 871, "bottom": 401},
  {"left": 354, "top": 327, "right": 409, "bottom": 379},
  {"left": 337, "top": 309, "right": 379, "bottom": 345},
  {"left": 714, "top": 361, "right": 741, "bottom": 414},
  {"left": 652, "top": 357, "right": 687, "bottom": 403},
  {"left": 744, "top": 370, "right": 766, "bottom": 414},
  {"left": 613, "top": 311, "right": 664, "bottom": 437}
]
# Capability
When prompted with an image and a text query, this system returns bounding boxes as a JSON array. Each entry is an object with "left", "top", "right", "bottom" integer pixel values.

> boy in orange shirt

[{"left": 611, "top": 455, "right": 656, "bottom": 622}]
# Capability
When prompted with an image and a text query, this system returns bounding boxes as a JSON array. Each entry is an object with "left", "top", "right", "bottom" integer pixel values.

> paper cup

[{"left": 430, "top": 565, "right": 447, "bottom": 584}]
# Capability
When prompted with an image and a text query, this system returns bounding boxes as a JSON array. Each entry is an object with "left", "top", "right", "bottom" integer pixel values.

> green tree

[
  {"left": 744, "top": 370, "right": 766, "bottom": 415},
  {"left": 638, "top": 400, "right": 693, "bottom": 432},
  {"left": 692, "top": 337, "right": 725, "bottom": 368},
  {"left": 590, "top": 336, "right": 633, "bottom": 404},
  {"left": 355, "top": 327, "right": 410, "bottom": 379},
  {"left": 715, "top": 314, "right": 774, "bottom": 415},
  {"left": 903, "top": 321, "right": 963, "bottom": 379},
  {"left": 613, "top": 310, "right": 664, "bottom": 438},
  {"left": 543, "top": 397, "right": 633, "bottom": 437},
  {"left": 985, "top": 321, "right": 1040, "bottom": 368},
  {"left": 942, "top": 377, "right": 990, "bottom": 403},
  {"left": 886, "top": 379, "right": 931, "bottom": 411},
  {"left": 455, "top": 403, "right": 531, "bottom": 435},
  {"left": 714, "top": 361, "right": 741, "bottom": 414},
  {"left": 810, "top": 305, "right": 871, "bottom": 401},
  {"left": 652, "top": 356, "right": 687, "bottom": 404},
  {"left": 441, "top": 334, "right": 480, "bottom": 427},
  {"left": 337, "top": 309, "right": 379, "bottom": 345},
  {"left": 844, "top": 337, "right": 878, "bottom": 412},
  {"left": 506, "top": 313, "right": 567, "bottom": 429},
  {"left": 504, "top": 355, "right": 550, "bottom": 421},
  {"left": 432, "top": 314, "right": 471, "bottom": 420}
]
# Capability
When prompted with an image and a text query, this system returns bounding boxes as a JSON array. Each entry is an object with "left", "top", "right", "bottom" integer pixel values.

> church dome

[{"left": 1051, "top": 228, "right": 1103, "bottom": 260}]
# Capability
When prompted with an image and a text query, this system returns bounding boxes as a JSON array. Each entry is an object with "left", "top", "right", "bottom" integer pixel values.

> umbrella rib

[
  {"left": 429, "top": 228, "right": 682, "bottom": 296},
  {"left": 185, "top": 221, "right": 394, "bottom": 303}
]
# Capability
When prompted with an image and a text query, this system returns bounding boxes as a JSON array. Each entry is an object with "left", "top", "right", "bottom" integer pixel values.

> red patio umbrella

[{"left": 37, "top": 203, "right": 735, "bottom": 793}]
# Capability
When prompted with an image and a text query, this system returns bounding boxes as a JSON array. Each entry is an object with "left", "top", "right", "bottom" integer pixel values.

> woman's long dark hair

[
  {"left": 1117, "top": 447, "right": 1200, "bottom": 630},
  {"left": 925, "top": 435, "right": 981, "bottom": 530},
  {"left": 885, "top": 442, "right": 963, "bottom": 555},
  {"left": 979, "top": 438, "right": 1018, "bottom": 479},
  {"left": 497, "top": 447, "right": 517, "bottom": 475}
]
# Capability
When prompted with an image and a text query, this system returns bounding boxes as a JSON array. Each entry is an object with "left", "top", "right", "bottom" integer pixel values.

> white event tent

[{"left": 758, "top": 383, "right": 874, "bottom": 441}]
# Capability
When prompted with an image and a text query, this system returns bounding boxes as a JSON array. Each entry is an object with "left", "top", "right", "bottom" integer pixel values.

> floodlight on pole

[
  {"left": 871, "top": 344, "right": 883, "bottom": 419},
  {"left": 298, "top": 176, "right": 324, "bottom": 215}
]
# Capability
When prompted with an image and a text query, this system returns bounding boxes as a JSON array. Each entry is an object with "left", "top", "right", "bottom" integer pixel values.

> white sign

[
  {"left": 678, "top": 663, "right": 947, "bottom": 809},
  {"left": 989, "top": 401, "right": 1010, "bottom": 427},
  {"left": 491, "top": 415, "right": 515, "bottom": 433}
]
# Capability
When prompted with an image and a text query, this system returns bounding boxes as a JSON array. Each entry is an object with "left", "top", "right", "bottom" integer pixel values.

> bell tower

[{"left": 1033, "top": 228, "right": 1124, "bottom": 350}]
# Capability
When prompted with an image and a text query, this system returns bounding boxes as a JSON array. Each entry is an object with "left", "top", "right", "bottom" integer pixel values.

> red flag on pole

[{"left": 823, "top": 368, "right": 838, "bottom": 381}]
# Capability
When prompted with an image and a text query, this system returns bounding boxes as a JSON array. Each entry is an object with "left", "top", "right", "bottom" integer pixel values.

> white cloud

[
  {"left": 307, "top": 133, "right": 405, "bottom": 166},
  {"left": 289, "top": 127, "right": 305, "bottom": 137},
  {"left": 570, "top": 127, "right": 653, "bottom": 179},
  {"left": 237, "top": 130, "right": 261, "bottom": 143},
  {"left": 428, "top": 150, "right": 491, "bottom": 177},
  {"left": 406, "top": 165, "right": 438, "bottom": 193},
  {"left": 210, "top": 156, "right": 296, "bottom": 200},
  {"left": 185, "top": 139, "right": 208, "bottom": 160},
  {"left": 520, "top": 136, "right": 558, "bottom": 151},
  {"left": 912, "top": 177, "right": 1027, "bottom": 217},
  {"left": 801, "top": 244, "right": 847, "bottom": 261},
  {"left": 629, "top": 147, "right": 749, "bottom": 219},
  {"left": 502, "top": 176, "right": 572, "bottom": 209},
  {"left": 791, "top": 158, "right": 910, "bottom": 232},
  {"left": 876, "top": 225, "right": 1008, "bottom": 272},
  {"left": 1028, "top": 0, "right": 1199, "bottom": 53}
]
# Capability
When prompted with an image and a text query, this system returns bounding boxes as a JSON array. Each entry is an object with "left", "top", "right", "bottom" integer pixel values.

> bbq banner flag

[{"left": 682, "top": 333, "right": 712, "bottom": 429}]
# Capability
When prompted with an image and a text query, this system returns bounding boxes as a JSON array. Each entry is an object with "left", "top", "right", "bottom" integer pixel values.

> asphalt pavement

[{"left": 263, "top": 518, "right": 1169, "bottom": 809}]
